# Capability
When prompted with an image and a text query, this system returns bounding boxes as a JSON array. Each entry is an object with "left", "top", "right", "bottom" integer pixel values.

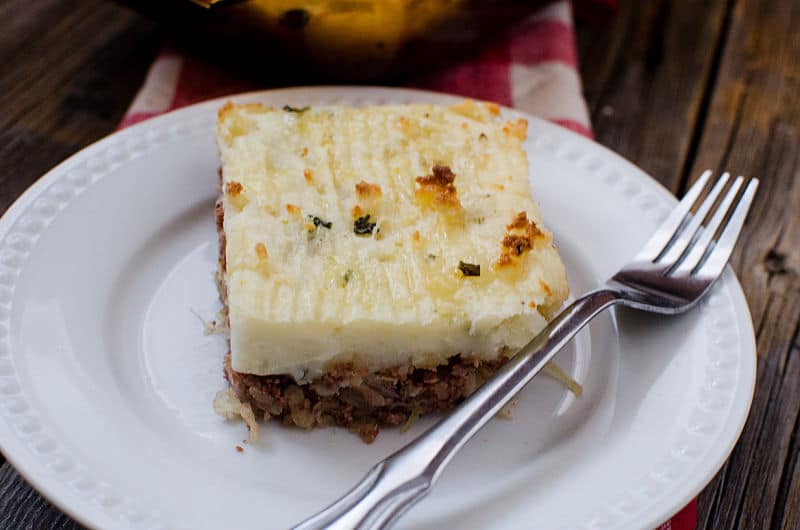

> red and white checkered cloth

[
  {"left": 120, "top": 2, "right": 593, "bottom": 136},
  {"left": 118, "top": 2, "right": 696, "bottom": 528}
]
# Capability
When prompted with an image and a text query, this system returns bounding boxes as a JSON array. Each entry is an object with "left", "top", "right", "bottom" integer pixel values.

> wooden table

[{"left": 0, "top": 0, "right": 798, "bottom": 528}]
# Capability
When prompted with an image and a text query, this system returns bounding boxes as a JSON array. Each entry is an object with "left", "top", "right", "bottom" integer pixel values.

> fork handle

[{"left": 294, "top": 288, "right": 619, "bottom": 530}]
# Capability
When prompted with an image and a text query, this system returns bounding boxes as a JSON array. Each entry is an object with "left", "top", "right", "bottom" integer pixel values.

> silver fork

[{"left": 294, "top": 171, "right": 759, "bottom": 530}]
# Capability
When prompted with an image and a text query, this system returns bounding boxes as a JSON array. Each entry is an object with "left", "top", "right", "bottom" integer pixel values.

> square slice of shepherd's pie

[{"left": 213, "top": 100, "right": 569, "bottom": 442}]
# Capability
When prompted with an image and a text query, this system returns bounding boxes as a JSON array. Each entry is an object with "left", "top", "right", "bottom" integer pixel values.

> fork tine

[
  {"left": 672, "top": 176, "right": 744, "bottom": 276},
  {"left": 656, "top": 172, "right": 730, "bottom": 265},
  {"left": 696, "top": 178, "right": 759, "bottom": 279},
  {"left": 633, "top": 170, "right": 712, "bottom": 262}
]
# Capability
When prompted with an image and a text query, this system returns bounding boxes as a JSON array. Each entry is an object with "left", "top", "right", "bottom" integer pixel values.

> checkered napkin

[{"left": 118, "top": 2, "right": 696, "bottom": 528}]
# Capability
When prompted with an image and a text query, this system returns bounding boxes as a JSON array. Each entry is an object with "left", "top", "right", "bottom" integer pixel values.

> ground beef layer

[{"left": 225, "top": 351, "right": 507, "bottom": 443}]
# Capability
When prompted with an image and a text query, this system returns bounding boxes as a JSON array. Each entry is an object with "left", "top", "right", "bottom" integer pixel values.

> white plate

[{"left": 0, "top": 87, "right": 755, "bottom": 530}]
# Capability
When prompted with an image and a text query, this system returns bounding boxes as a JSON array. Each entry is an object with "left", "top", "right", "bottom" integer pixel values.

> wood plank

[
  {"left": 576, "top": 0, "right": 729, "bottom": 192},
  {"left": 577, "top": 0, "right": 799, "bottom": 527},
  {"left": 683, "top": 0, "right": 800, "bottom": 528},
  {"left": 0, "top": 0, "right": 160, "bottom": 213},
  {"left": 0, "top": 463, "right": 84, "bottom": 529}
]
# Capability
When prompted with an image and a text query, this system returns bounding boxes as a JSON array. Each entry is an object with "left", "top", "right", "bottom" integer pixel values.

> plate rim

[{"left": 0, "top": 86, "right": 756, "bottom": 530}]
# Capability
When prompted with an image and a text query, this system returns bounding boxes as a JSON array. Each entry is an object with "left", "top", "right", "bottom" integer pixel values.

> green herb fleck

[
  {"left": 427, "top": 254, "right": 437, "bottom": 261},
  {"left": 458, "top": 261, "right": 480, "bottom": 277},
  {"left": 308, "top": 215, "right": 332, "bottom": 229},
  {"left": 283, "top": 105, "right": 310, "bottom": 113},
  {"left": 353, "top": 214, "right": 376, "bottom": 236},
  {"left": 341, "top": 269, "right": 354, "bottom": 287},
  {"left": 472, "top": 216, "right": 485, "bottom": 224}
]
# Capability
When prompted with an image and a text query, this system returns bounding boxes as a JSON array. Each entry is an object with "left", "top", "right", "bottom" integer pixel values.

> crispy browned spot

[
  {"left": 485, "top": 102, "right": 501, "bottom": 116},
  {"left": 225, "top": 181, "right": 243, "bottom": 197},
  {"left": 539, "top": 279, "right": 552, "bottom": 296},
  {"left": 219, "top": 101, "right": 271, "bottom": 119},
  {"left": 416, "top": 165, "right": 455, "bottom": 188},
  {"left": 502, "top": 118, "right": 528, "bottom": 140},
  {"left": 286, "top": 204, "right": 301, "bottom": 215},
  {"left": 503, "top": 234, "right": 533, "bottom": 255},
  {"left": 412, "top": 230, "right": 420, "bottom": 241},
  {"left": 217, "top": 101, "right": 234, "bottom": 119},
  {"left": 355, "top": 181, "right": 382, "bottom": 199},
  {"left": 351, "top": 205, "right": 364, "bottom": 218},
  {"left": 415, "top": 165, "right": 462, "bottom": 210},
  {"left": 496, "top": 211, "right": 545, "bottom": 267},
  {"left": 507, "top": 211, "right": 536, "bottom": 230},
  {"left": 301, "top": 147, "right": 309, "bottom": 157},
  {"left": 243, "top": 103, "right": 269, "bottom": 112},
  {"left": 304, "top": 169, "right": 313, "bottom": 183},
  {"left": 255, "top": 242, "right": 268, "bottom": 260},
  {"left": 528, "top": 301, "right": 537, "bottom": 308}
]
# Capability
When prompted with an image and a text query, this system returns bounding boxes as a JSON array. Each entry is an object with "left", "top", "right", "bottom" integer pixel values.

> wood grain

[
  {"left": 0, "top": 464, "right": 80, "bottom": 529},
  {"left": 576, "top": 0, "right": 730, "bottom": 192},
  {"left": 578, "top": 0, "right": 800, "bottom": 528},
  {"left": 682, "top": 0, "right": 800, "bottom": 528},
  {"left": 0, "top": 0, "right": 159, "bottom": 212}
]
